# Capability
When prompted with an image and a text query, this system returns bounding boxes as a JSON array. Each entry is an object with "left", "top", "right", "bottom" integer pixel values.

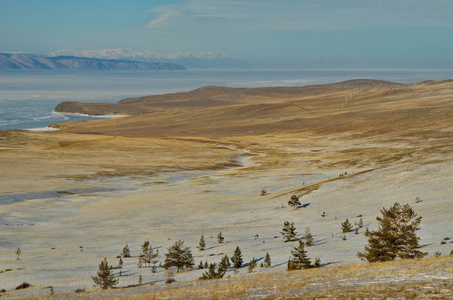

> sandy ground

[{"left": 0, "top": 79, "right": 452, "bottom": 298}]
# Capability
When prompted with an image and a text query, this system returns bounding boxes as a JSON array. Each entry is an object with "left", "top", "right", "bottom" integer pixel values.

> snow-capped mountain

[
  {"left": 0, "top": 52, "right": 185, "bottom": 70},
  {"left": 47, "top": 49, "right": 250, "bottom": 69}
]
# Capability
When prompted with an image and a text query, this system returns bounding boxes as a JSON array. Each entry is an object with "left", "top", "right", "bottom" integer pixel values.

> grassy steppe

[{"left": 0, "top": 79, "right": 452, "bottom": 299}]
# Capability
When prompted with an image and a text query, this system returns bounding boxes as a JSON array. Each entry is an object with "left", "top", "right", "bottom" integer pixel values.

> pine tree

[
  {"left": 305, "top": 227, "right": 314, "bottom": 246},
  {"left": 248, "top": 258, "right": 257, "bottom": 273},
  {"left": 358, "top": 217, "right": 364, "bottom": 228},
  {"left": 289, "top": 241, "right": 312, "bottom": 270},
  {"left": 164, "top": 240, "right": 194, "bottom": 272},
  {"left": 358, "top": 202, "right": 427, "bottom": 262},
  {"left": 198, "top": 261, "right": 204, "bottom": 269},
  {"left": 200, "top": 262, "right": 226, "bottom": 280},
  {"left": 204, "top": 261, "right": 209, "bottom": 269},
  {"left": 219, "top": 254, "right": 230, "bottom": 271},
  {"left": 122, "top": 244, "right": 131, "bottom": 258},
  {"left": 281, "top": 221, "right": 298, "bottom": 242},
  {"left": 16, "top": 248, "right": 21, "bottom": 260},
  {"left": 138, "top": 275, "right": 143, "bottom": 285},
  {"left": 139, "top": 241, "right": 158, "bottom": 268},
  {"left": 264, "top": 252, "right": 271, "bottom": 267},
  {"left": 197, "top": 235, "right": 206, "bottom": 251},
  {"left": 91, "top": 258, "right": 119, "bottom": 289},
  {"left": 341, "top": 219, "right": 353, "bottom": 233},
  {"left": 288, "top": 194, "right": 301, "bottom": 210},
  {"left": 231, "top": 246, "right": 243, "bottom": 269},
  {"left": 118, "top": 257, "right": 123, "bottom": 269},
  {"left": 217, "top": 232, "right": 224, "bottom": 243}
]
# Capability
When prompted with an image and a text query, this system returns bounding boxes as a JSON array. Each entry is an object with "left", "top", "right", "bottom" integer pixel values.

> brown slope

[
  {"left": 51, "top": 79, "right": 452, "bottom": 140},
  {"left": 53, "top": 79, "right": 403, "bottom": 115}
]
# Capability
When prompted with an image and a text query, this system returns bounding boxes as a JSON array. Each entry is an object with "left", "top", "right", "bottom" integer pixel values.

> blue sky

[{"left": 1, "top": 0, "right": 453, "bottom": 68}]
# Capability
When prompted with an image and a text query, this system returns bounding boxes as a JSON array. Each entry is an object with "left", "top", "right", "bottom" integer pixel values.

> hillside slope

[{"left": 1, "top": 79, "right": 451, "bottom": 299}]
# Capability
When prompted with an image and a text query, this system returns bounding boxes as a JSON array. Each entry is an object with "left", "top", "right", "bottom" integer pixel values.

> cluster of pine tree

[{"left": 91, "top": 202, "right": 425, "bottom": 290}]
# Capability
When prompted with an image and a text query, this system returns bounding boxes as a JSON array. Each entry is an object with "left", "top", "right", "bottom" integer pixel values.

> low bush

[{"left": 15, "top": 282, "right": 31, "bottom": 290}]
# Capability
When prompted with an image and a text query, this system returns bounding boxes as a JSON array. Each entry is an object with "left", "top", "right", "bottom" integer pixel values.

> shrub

[{"left": 15, "top": 282, "right": 31, "bottom": 290}]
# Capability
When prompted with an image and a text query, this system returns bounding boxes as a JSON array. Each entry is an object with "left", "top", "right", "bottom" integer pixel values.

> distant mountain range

[
  {"left": 47, "top": 49, "right": 251, "bottom": 69},
  {"left": 0, "top": 52, "right": 185, "bottom": 70}
]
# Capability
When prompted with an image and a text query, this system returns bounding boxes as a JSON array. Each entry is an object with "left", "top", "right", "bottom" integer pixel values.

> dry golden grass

[{"left": 68, "top": 256, "right": 453, "bottom": 299}]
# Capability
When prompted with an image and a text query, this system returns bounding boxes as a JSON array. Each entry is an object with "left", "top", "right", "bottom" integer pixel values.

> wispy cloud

[
  {"left": 145, "top": 0, "right": 453, "bottom": 32},
  {"left": 146, "top": 5, "right": 181, "bottom": 28}
]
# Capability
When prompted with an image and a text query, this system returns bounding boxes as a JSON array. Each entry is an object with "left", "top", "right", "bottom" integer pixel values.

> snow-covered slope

[{"left": 48, "top": 49, "right": 250, "bottom": 68}]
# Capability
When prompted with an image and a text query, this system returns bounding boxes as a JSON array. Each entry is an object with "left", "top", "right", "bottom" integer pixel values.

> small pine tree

[
  {"left": 231, "top": 246, "right": 243, "bottom": 269},
  {"left": 118, "top": 257, "right": 123, "bottom": 269},
  {"left": 91, "top": 258, "right": 119, "bottom": 290},
  {"left": 248, "top": 258, "right": 257, "bottom": 273},
  {"left": 122, "top": 244, "right": 131, "bottom": 258},
  {"left": 313, "top": 257, "right": 321, "bottom": 268},
  {"left": 264, "top": 252, "right": 271, "bottom": 267},
  {"left": 288, "top": 195, "right": 301, "bottom": 210},
  {"left": 217, "top": 232, "right": 224, "bottom": 244},
  {"left": 164, "top": 240, "right": 194, "bottom": 272},
  {"left": 355, "top": 227, "right": 359, "bottom": 235},
  {"left": 358, "top": 202, "right": 427, "bottom": 262},
  {"left": 200, "top": 262, "right": 226, "bottom": 280},
  {"left": 197, "top": 235, "right": 206, "bottom": 251},
  {"left": 260, "top": 189, "right": 268, "bottom": 196},
  {"left": 198, "top": 261, "right": 204, "bottom": 269},
  {"left": 281, "top": 221, "right": 298, "bottom": 242},
  {"left": 140, "top": 241, "right": 158, "bottom": 268},
  {"left": 219, "top": 254, "right": 230, "bottom": 271},
  {"left": 358, "top": 217, "right": 364, "bottom": 228},
  {"left": 204, "top": 261, "right": 209, "bottom": 269},
  {"left": 305, "top": 227, "right": 314, "bottom": 246},
  {"left": 341, "top": 219, "right": 353, "bottom": 233},
  {"left": 138, "top": 275, "right": 143, "bottom": 285},
  {"left": 289, "top": 241, "right": 312, "bottom": 270},
  {"left": 16, "top": 248, "right": 21, "bottom": 260}
]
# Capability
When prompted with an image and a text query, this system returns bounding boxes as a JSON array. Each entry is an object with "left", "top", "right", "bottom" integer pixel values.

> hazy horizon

[{"left": 1, "top": 0, "right": 453, "bottom": 69}]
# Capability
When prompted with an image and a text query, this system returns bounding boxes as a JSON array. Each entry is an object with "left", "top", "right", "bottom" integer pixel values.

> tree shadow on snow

[
  {"left": 243, "top": 257, "right": 264, "bottom": 267},
  {"left": 296, "top": 203, "right": 311, "bottom": 209},
  {"left": 321, "top": 261, "right": 340, "bottom": 267}
]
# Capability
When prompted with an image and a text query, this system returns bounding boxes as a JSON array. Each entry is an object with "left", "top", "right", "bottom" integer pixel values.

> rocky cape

[{"left": 0, "top": 52, "right": 185, "bottom": 70}]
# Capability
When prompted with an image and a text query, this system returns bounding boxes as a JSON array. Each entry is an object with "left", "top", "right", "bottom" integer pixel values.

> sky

[{"left": 1, "top": 0, "right": 453, "bottom": 68}]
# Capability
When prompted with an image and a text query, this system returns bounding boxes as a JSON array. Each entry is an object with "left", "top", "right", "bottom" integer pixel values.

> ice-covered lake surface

[{"left": 1, "top": 68, "right": 453, "bottom": 130}]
